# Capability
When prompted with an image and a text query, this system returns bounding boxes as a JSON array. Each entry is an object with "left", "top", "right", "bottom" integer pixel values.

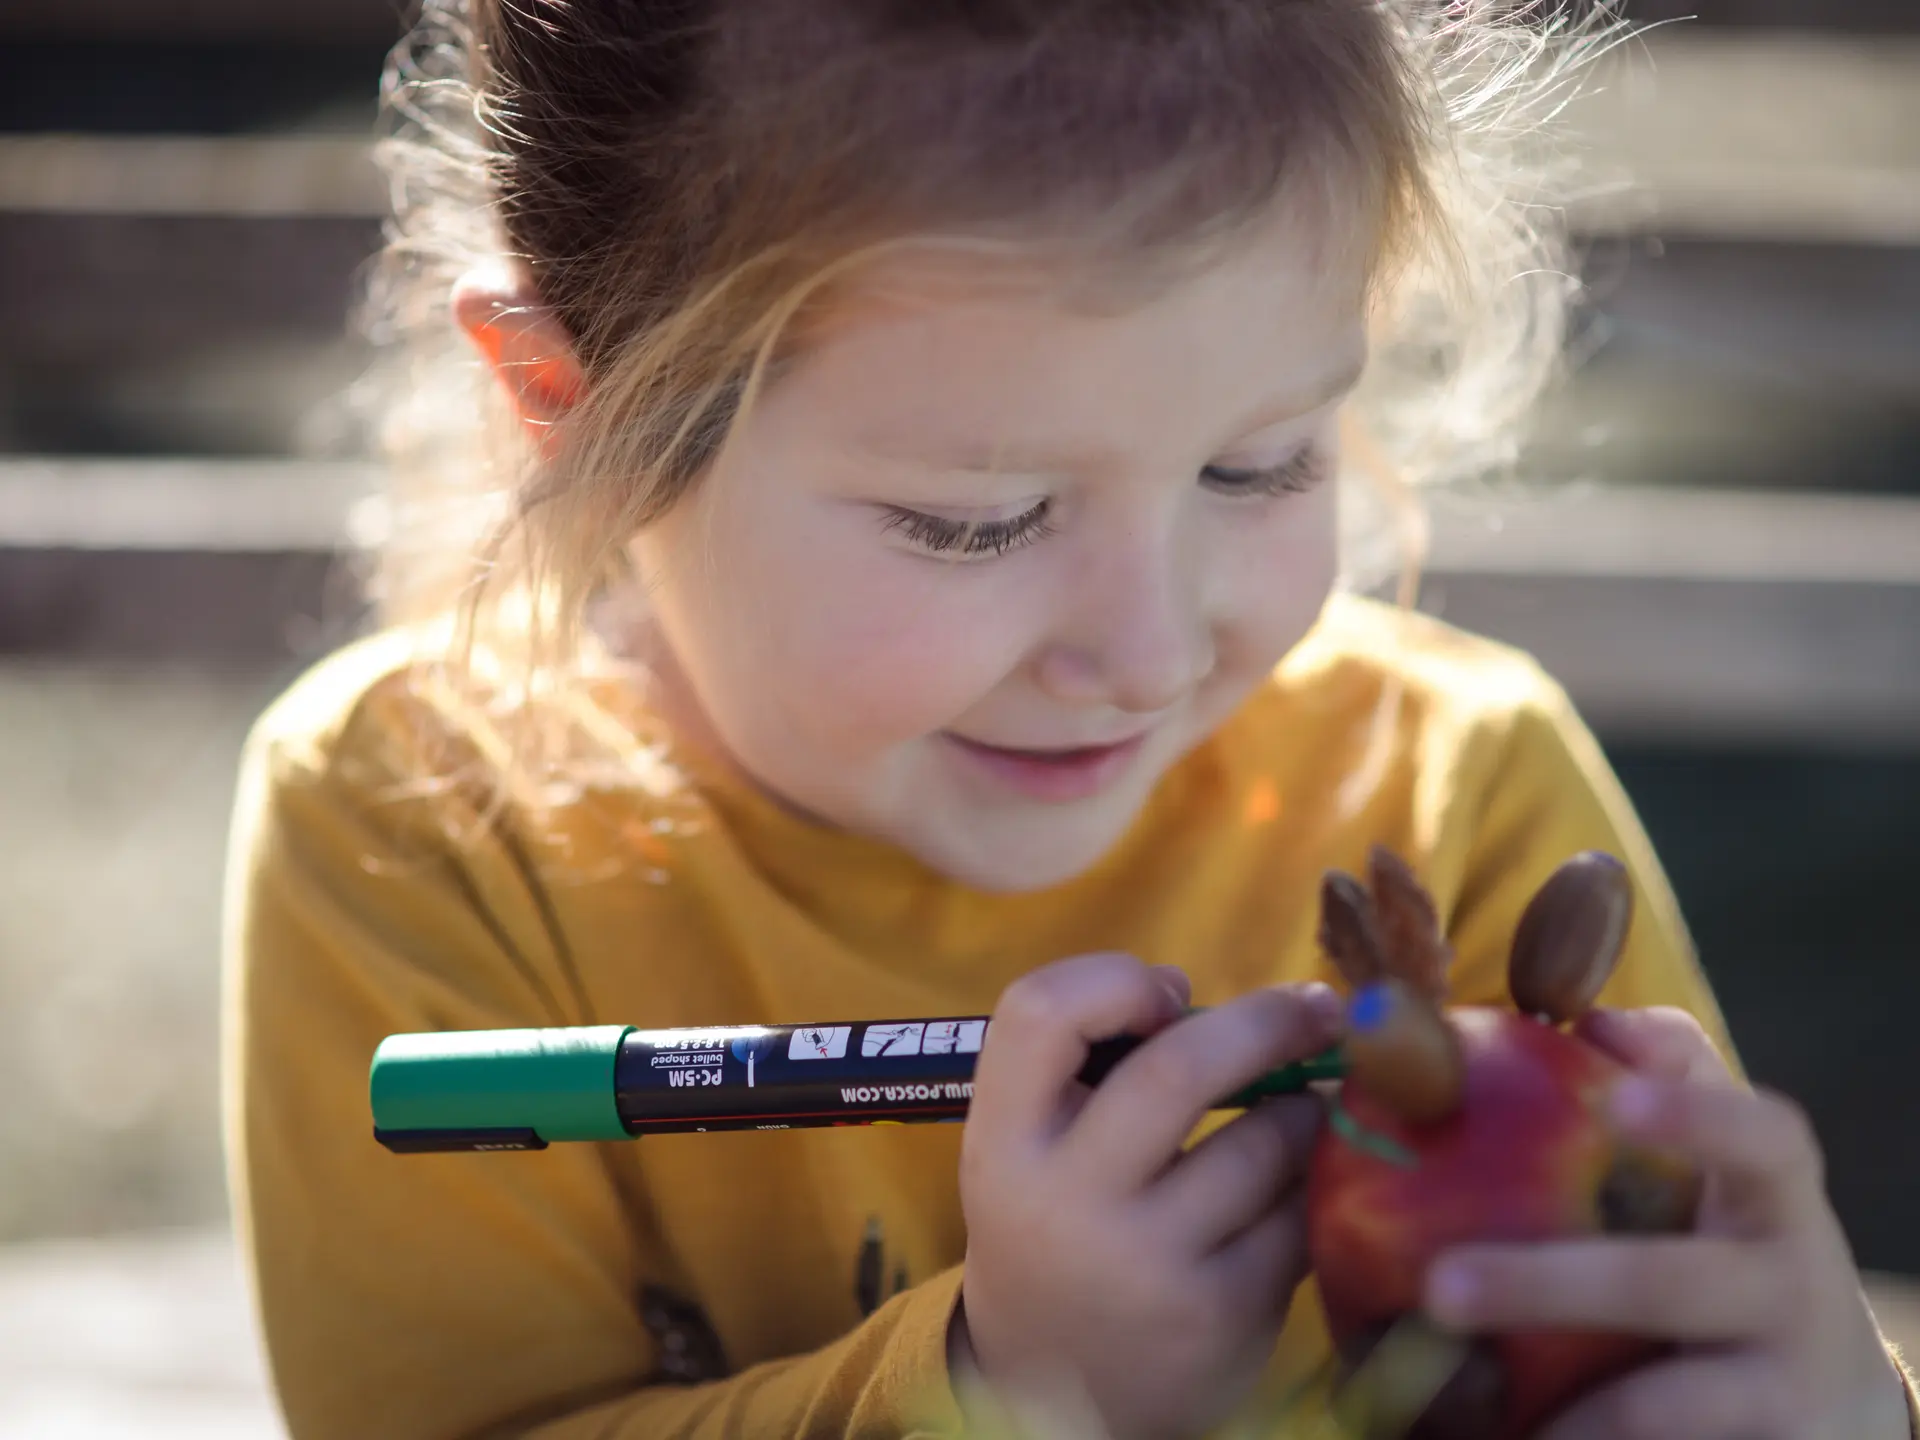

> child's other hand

[
  {"left": 955, "top": 955, "right": 1345, "bottom": 1440},
  {"left": 1423, "top": 1006, "right": 1912, "bottom": 1440}
]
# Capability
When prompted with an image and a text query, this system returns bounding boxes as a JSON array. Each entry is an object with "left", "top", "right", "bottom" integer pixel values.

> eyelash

[
  {"left": 881, "top": 505, "right": 1055, "bottom": 558},
  {"left": 883, "top": 444, "right": 1328, "bottom": 558},
  {"left": 1200, "top": 444, "right": 1328, "bottom": 498}
]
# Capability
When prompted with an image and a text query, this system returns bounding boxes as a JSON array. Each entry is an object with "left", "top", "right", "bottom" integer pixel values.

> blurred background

[{"left": 0, "top": 1, "right": 1915, "bottom": 1434}]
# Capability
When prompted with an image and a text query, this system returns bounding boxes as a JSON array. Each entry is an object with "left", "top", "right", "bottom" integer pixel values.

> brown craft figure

[{"left": 1306, "top": 848, "right": 1704, "bottom": 1439}]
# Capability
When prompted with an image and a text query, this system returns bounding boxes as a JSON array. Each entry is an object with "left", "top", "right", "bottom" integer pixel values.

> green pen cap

[{"left": 370, "top": 1025, "right": 634, "bottom": 1142}]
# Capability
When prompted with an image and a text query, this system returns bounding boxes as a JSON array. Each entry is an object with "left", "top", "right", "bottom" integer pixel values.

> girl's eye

[
  {"left": 1200, "top": 444, "right": 1328, "bottom": 498},
  {"left": 881, "top": 500, "right": 1054, "bottom": 558}
]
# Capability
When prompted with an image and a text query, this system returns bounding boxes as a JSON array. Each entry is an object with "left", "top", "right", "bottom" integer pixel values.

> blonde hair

[{"left": 349, "top": 0, "right": 1633, "bottom": 795}]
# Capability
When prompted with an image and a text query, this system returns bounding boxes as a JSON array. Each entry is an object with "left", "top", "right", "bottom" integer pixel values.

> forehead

[
  {"left": 766, "top": 206, "right": 1373, "bottom": 457},
  {"left": 823, "top": 182, "right": 1378, "bottom": 324}
]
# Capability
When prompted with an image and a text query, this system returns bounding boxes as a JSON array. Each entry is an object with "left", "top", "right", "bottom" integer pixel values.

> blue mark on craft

[{"left": 1349, "top": 983, "right": 1395, "bottom": 1034}]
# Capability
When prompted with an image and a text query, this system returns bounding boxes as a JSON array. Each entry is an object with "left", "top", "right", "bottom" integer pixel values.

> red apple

[
  {"left": 1308, "top": 1004, "right": 1696, "bottom": 1438},
  {"left": 1301, "top": 849, "right": 1702, "bottom": 1436}
]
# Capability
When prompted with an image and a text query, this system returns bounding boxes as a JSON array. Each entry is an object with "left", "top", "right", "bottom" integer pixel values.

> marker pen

[{"left": 370, "top": 1016, "right": 1347, "bottom": 1153}]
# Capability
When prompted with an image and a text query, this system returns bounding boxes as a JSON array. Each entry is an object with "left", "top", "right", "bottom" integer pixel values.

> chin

[
  {"left": 917, "top": 843, "right": 1112, "bottom": 895},
  {"left": 901, "top": 805, "right": 1139, "bottom": 894},
  {"left": 898, "top": 741, "right": 1185, "bottom": 892}
]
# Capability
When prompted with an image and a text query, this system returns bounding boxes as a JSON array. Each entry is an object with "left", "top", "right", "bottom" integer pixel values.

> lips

[{"left": 942, "top": 731, "right": 1149, "bottom": 803}]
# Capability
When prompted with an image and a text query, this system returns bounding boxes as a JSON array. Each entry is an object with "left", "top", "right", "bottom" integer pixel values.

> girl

[{"left": 222, "top": 2, "right": 1917, "bottom": 1437}]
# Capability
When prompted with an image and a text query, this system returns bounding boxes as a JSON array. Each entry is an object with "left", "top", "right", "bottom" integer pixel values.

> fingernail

[
  {"left": 1610, "top": 1076, "right": 1663, "bottom": 1128},
  {"left": 1426, "top": 1261, "right": 1479, "bottom": 1326},
  {"left": 1299, "top": 982, "right": 1346, "bottom": 1030},
  {"left": 1154, "top": 969, "right": 1190, "bottom": 1012}
]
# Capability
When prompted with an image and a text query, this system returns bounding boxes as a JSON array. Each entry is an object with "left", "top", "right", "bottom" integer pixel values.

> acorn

[{"left": 1508, "top": 852, "right": 1634, "bottom": 1025}]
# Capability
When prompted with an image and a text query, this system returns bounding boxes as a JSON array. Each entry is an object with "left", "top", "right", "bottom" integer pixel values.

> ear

[{"left": 452, "top": 264, "right": 586, "bottom": 430}]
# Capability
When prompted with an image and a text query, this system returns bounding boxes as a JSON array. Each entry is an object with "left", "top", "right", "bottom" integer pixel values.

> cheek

[
  {"left": 643, "top": 499, "right": 1030, "bottom": 754},
  {"left": 775, "top": 577, "right": 1012, "bottom": 746},
  {"left": 1222, "top": 483, "right": 1341, "bottom": 660}
]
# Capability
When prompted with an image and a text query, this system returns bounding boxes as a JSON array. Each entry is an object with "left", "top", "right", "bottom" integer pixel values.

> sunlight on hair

[{"left": 342, "top": 0, "right": 1642, "bottom": 806}]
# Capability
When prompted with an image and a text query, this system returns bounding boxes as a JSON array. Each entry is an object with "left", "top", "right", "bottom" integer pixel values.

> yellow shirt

[{"left": 222, "top": 594, "right": 1731, "bottom": 1440}]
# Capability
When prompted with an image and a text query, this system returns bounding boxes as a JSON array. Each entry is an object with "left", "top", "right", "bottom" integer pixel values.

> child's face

[{"left": 631, "top": 212, "right": 1368, "bottom": 892}]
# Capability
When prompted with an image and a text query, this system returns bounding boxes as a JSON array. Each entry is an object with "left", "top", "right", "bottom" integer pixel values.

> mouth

[{"left": 941, "top": 731, "right": 1150, "bottom": 803}]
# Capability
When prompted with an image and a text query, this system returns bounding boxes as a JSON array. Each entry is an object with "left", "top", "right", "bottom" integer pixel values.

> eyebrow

[{"left": 870, "top": 354, "right": 1369, "bottom": 477}]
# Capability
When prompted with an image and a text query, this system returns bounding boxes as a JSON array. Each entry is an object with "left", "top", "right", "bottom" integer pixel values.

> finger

[
  {"left": 1539, "top": 1351, "right": 1794, "bottom": 1440},
  {"left": 969, "top": 953, "right": 1185, "bottom": 1148},
  {"left": 1207, "top": 1192, "right": 1311, "bottom": 1326},
  {"left": 1426, "top": 1236, "right": 1788, "bottom": 1342},
  {"left": 1060, "top": 983, "right": 1344, "bottom": 1189},
  {"left": 1609, "top": 1075, "right": 1828, "bottom": 1235},
  {"left": 1575, "top": 1006, "right": 1729, "bottom": 1084},
  {"left": 1150, "top": 964, "right": 1193, "bottom": 1011},
  {"left": 1148, "top": 1095, "right": 1324, "bottom": 1250}
]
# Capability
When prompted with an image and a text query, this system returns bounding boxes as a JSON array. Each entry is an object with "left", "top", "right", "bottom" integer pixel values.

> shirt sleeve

[
  {"left": 1436, "top": 666, "right": 1738, "bottom": 1067},
  {"left": 221, "top": 688, "right": 967, "bottom": 1440}
]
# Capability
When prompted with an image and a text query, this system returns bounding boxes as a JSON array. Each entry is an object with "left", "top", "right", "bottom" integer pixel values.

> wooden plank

[
  {"left": 0, "top": 549, "right": 353, "bottom": 663},
  {"left": 1420, "top": 572, "right": 1920, "bottom": 749},
  {"left": 0, "top": 459, "right": 373, "bottom": 551},
  {"left": 1418, "top": 489, "right": 1920, "bottom": 748},
  {"left": 0, "top": 135, "right": 381, "bottom": 218},
  {"left": 0, "top": 34, "right": 1915, "bottom": 245},
  {"left": 1426, "top": 486, "right": 1920, "bottom": 586},
  {"left": 1564, "top": 33, "right": 1920, "bottom": 245},
  {"left": 0, "top": 212, "right": 379, "bottom": 364}
]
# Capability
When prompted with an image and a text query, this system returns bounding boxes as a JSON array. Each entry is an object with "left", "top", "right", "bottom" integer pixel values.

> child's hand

[
  {"left": 954, "top": 955, "right": 1345, "bottom": 1440},
  {"left": 1423, "top": 1006, "right": 1912, "bottom": 1440}
]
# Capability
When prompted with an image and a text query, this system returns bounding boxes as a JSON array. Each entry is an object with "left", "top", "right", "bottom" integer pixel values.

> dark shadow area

[
  {"left": 1611, "top": 744, "right": 1920, "bottom": 1274},
  {"left": 0, "top": 40, "right": 389, "bottom": 134}
]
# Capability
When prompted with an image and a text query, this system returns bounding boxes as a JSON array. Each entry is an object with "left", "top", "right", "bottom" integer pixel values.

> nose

[{"left": 1034, "top": 522, "right": 1215, "bottom": 714}]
